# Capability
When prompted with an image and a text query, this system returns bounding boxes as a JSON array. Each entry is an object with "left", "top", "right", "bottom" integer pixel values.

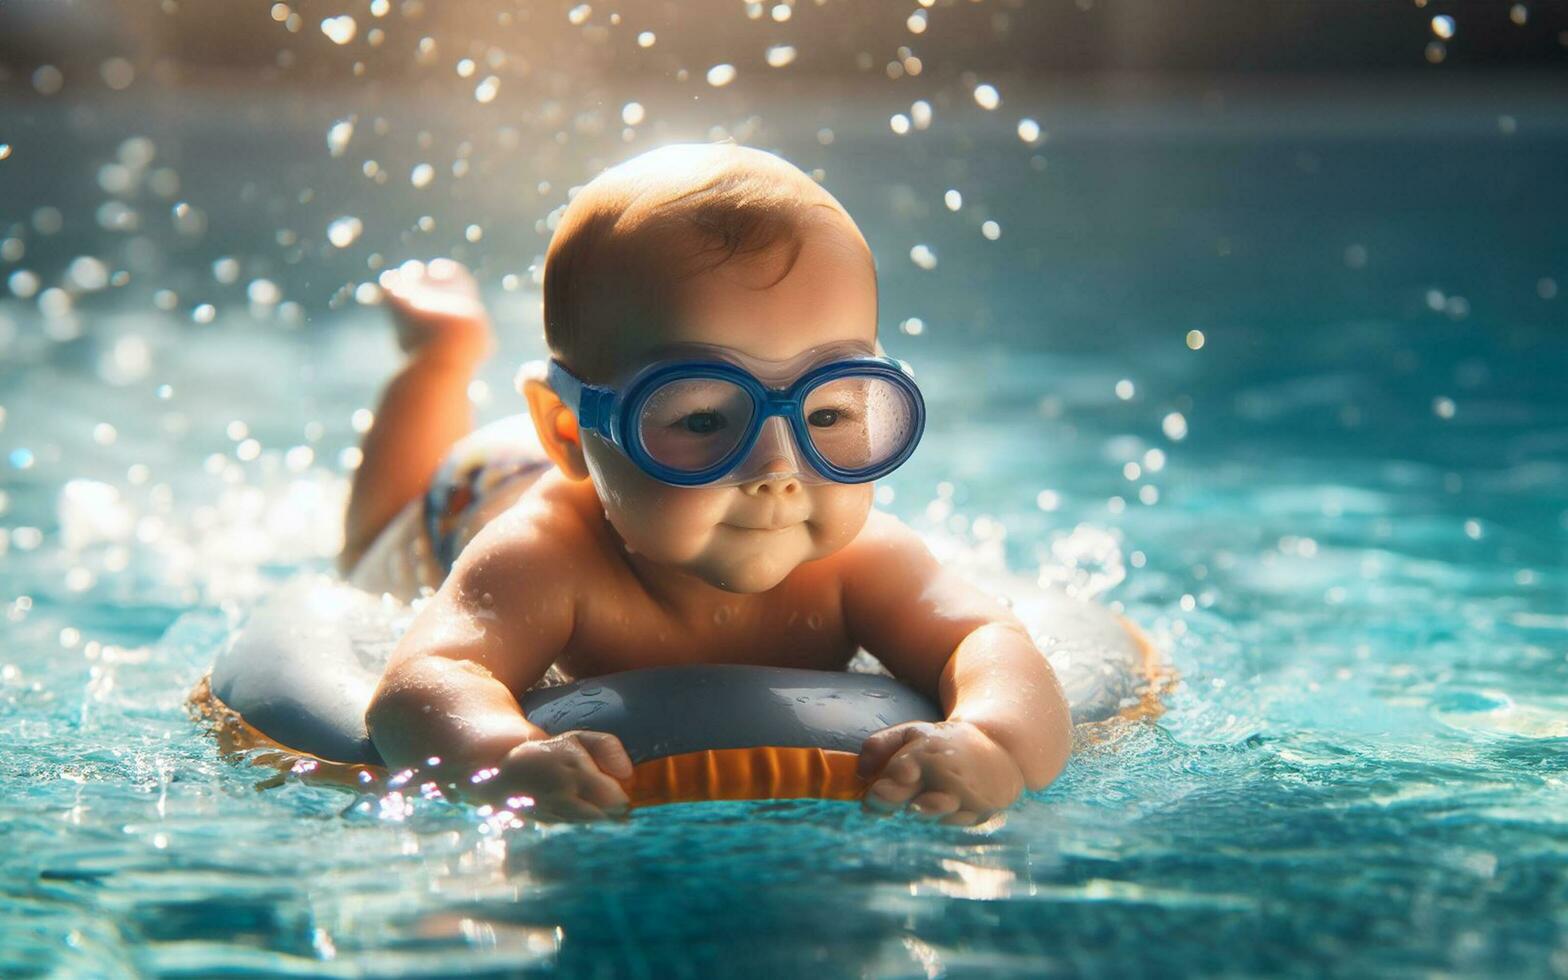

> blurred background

[{"left": 2, "top": 0, "right": 1565, "bottom": 336}]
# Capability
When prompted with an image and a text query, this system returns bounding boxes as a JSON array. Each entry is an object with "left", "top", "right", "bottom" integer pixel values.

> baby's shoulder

[
  {"left": 448, "top": 476, "right": 608, "bottom": 593},
  {"left": 832, "top": 507, "right": 932, "bottom": 570}
]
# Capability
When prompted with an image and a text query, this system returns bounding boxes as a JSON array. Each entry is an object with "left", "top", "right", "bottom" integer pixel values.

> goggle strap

[{"left": 547, "top": 360, "right": 613, "bottom": 436}]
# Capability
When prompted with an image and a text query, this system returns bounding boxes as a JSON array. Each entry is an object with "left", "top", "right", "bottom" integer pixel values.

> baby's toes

[{"left": 425, "top": 257, "right": 475, "bottom": 287}]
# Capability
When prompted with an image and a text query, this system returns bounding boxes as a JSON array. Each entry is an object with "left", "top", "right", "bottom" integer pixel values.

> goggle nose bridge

[{"left": 733, "top": 410, "right": 807, "bottom": 476}]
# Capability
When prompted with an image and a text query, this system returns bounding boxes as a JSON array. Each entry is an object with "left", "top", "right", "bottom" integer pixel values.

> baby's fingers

[
  {"left": 908, "top": 791, "right": 961, "bottom": 820},
  {"left": 531, "top": 795, "right": 610, "bottom": 823},
  {"left": 858, "top": 723, "right": 927, "bottom": 780},
  {"left": 574, "top": 768, "right": 631, "bottom": 818},
  {"left": 574, "top": 731, "right": 634, "bottom": 781},
  {"left": 864, "top": 774, "right": 922, "bottom": 813}
]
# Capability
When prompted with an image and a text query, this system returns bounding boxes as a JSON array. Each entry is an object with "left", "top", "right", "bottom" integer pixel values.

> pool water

[{"left": 3, "top": 77, "right": 1567, "bottom": 977}]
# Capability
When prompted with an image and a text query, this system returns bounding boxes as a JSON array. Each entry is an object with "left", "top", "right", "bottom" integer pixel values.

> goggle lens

[
  {"left": 635, "top": 377, "right": 755, "bottom": 472},
  {"left": 803, "top": 375, "right": 920, "bottom": 472}
]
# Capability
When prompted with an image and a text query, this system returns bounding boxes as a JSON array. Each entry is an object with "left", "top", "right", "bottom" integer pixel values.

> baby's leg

[{"left": 340, "top": 259, "right": 494, "bottom": 574}]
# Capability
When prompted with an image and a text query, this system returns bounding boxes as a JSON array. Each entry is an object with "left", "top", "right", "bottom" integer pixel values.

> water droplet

[
  {"left": 327, "top": 216, "right": 363, "bottom": 248},
  {"left": 621, "top": 102, "right": 645, "bottom": 126},
  {"left": 247, "top": 279, "right": 280, "bottom": 305},
  {"left": 320, "top": 15, "right": 357, "bottom": 45},
  {"left": 909, "top": 244, "right": 937, "bottom": 270},
  {"left": 1431, "top": 14, "right": 1455, "bottom": 39},
  {"left": 766, "top": 45, "right": 796, "bottom": 68},
  {"left": 973, "top": 84, "right": 1000, "bottom": 110},
  {"left": 327, "top": 119, "right": 353, "bottom": 157},
  {"left": 32, "top": 65, "right": 64, "bottom": 96},
  {"left": 100, "top": 57, "right": 135, "bottom": 91},
  {"left": 1186, "top": 329, "right": 1206, "bottom": 350},
  {"left": 706, "top": 63, "right": 737, "bottom": 87},
  {"left": 1162, "top": 412, "right": 1188, "bottom": 441}
]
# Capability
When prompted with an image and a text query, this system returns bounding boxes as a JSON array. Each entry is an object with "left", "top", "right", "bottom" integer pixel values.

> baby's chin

[{"left": 694, "top": 529, "right": 813, "bottom": 593}]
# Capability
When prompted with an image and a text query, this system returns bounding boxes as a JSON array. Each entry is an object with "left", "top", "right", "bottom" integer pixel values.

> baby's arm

[
  {"left": 840, "top": 511, "right": 1072, "bottom": 826},
  {"left": 365, "top": 511, "right": 632, "bottom": 821}
]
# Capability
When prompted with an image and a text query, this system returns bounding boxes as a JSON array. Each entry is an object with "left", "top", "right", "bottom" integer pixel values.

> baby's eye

[
  {"left": 679, "top": 411, "right": 728, "bottom": 434},
  {"left": 807, "top": 408, "right": 840, "bottom": 428}
]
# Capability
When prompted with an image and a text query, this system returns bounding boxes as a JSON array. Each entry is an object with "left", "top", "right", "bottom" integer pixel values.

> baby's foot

[{"left": 378, "top": 258, "right": 495, "bottom": 367}]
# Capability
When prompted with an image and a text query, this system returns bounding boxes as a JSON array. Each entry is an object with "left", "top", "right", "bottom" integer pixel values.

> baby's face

[{"left": 579, "top": 217, "right": 879, "bottom": 593}]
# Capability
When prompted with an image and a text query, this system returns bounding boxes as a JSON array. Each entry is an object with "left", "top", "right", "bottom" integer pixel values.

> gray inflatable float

[{"left": 203, "top": 576, "right": 1161, "bottom": 797}]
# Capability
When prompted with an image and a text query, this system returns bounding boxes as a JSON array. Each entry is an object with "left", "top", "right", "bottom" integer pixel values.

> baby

[{"left": 349, "top": 142, "right": 1072, "bottom": 825}]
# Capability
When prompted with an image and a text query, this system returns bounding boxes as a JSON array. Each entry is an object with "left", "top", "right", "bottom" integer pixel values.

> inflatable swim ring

[{"left": 189, "top": 577, "right": 1167, "bottom": 808}]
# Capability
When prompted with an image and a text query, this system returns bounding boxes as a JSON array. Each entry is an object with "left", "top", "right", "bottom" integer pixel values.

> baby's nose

[{"left": 740, "top": 461, "right": 801, "bottom": 495}]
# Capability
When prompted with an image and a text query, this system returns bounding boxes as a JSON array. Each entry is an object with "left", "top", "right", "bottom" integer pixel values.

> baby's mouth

[{"left": 723, "top": 521, "right": 798, "bottom": 533}]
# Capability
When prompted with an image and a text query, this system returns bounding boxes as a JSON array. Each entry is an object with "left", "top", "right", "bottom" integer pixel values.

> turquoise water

[{"left": 3, "top": 80, "right": 1567, "bottom": 977}]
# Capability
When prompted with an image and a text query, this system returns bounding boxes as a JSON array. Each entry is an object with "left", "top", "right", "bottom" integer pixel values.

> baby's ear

[{"left": 521, "top": 376, "right": 591, "bottom": 481}]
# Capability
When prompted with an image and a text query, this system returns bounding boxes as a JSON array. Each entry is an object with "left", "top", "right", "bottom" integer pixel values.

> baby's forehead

[{"left": 573, "top": 205, "right": 873, "bottom": 368}]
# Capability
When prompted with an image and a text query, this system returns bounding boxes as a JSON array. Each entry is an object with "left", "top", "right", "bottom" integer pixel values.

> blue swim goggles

[{"left": 546, "top": 341, "right": 925, "bottom": 487}]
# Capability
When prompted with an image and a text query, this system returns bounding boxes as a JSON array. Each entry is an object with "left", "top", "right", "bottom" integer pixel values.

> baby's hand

[
  {"left": 472, "top": 730, "right": 634, "bottom": 822},
  {"left": 857, "top": 720, "right": 1026, "bottom": 827}
]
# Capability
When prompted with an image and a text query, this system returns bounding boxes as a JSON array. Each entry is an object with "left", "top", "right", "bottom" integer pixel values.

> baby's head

[{"left": 525, "top": 142, "right": 894, "bottom": 594}]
